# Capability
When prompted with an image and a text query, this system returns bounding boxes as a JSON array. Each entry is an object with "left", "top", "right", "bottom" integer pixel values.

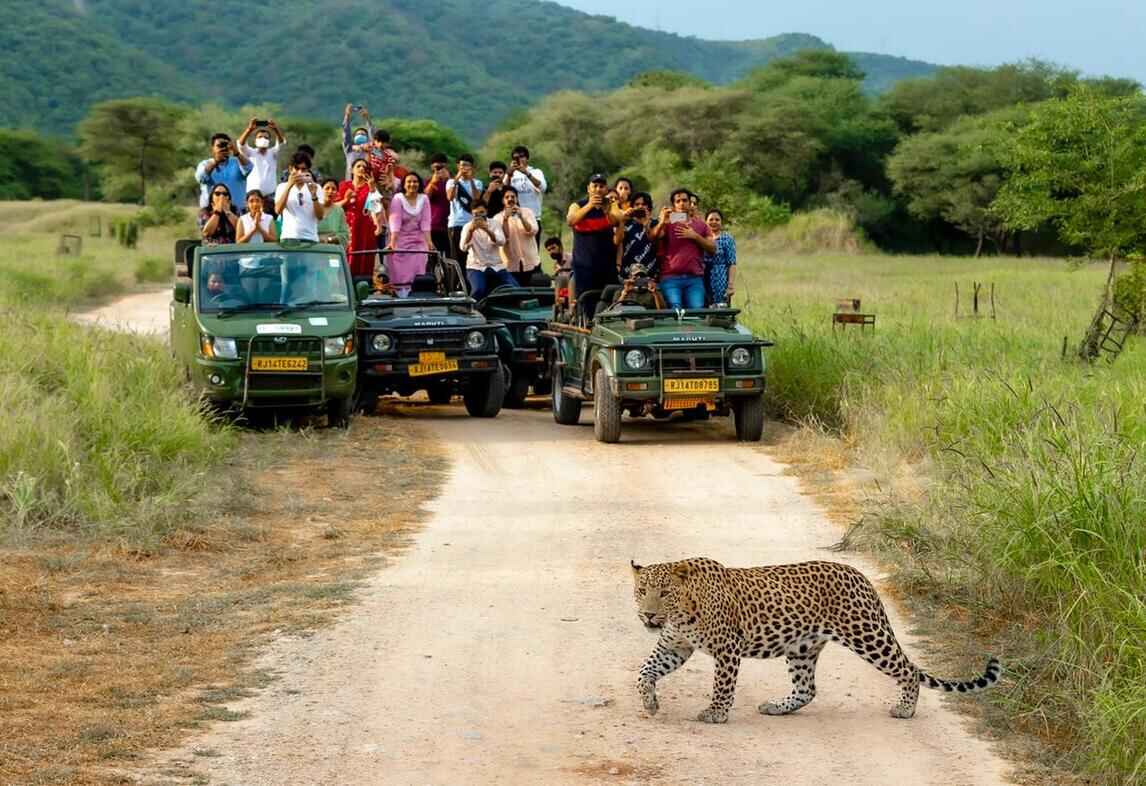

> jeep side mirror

[
  {"left": 173, "top": 278, "right": 191, "bottom": 304},
  {"left": 355, "top": 281, "right": 370, "bottom": 303}
]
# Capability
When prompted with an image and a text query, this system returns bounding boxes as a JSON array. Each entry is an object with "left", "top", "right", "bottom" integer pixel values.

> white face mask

[{"left": 255, "top": 136, "right": 271, "bottom": 149}]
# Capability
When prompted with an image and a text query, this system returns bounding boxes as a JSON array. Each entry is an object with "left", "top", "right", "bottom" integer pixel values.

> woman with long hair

[
  {"left": 703, "top": 208, "right": 737, "bottom": 305},
  {"left": 338, "top": 158, "right": 384, "bottom": 284},
  {"left": 199, "top": 183, "right": 238, "bottom": 245},
  {"left": 386, "top": 171, "right": 432, "bottom": 295}
]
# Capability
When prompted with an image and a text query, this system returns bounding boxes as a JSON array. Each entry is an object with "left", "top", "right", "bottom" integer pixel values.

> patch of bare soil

[{"left": 0, "top": 417, "right": 446, "bottom": 786}]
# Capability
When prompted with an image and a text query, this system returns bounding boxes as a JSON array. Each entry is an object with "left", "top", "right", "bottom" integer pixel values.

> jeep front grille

[
  {"left": 395, "top": 330, "right": 467, "bottom": 355},
  {"left": 659, "top": 349, "right": 724, "bottom": 375}
]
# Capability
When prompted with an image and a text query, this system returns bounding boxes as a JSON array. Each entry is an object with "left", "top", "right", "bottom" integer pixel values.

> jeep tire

[
  {"left": 327, "top": 395, "right": 353, "bottom": 429},
  {"left": 463, "top": 363, "right": 505, "bottom": 418},
  {"left": 552, "top": 363, "right": 582, "bottom": 425},
  {"left": 355, "top": 390, "right": 379, "bottom": 416},
  {"left": 733, "top": 395, "right": 765, "bottom": 442},
  {"left": 503, "top": 368, "right": 532, "bottom": 409},
  {"left": 593, "top": 368, "right": 623, "bottom": 443}
]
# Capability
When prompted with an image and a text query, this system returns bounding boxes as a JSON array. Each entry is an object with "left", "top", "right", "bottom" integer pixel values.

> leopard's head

[{"left": 630, "top": 560, "right": 675, "bottom": 629}]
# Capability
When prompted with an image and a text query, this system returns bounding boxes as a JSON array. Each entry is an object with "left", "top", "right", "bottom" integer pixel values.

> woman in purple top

[
  {"left": 387, "top": 172, "right": 433, "bottom": 295},
  {"left": 651, "top": 188, "right": 715, "bottom": 309}
]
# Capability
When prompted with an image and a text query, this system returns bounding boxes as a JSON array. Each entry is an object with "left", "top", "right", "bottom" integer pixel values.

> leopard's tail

[{"left": 919, "top": 657, "right": 1001, "bottom": 694}]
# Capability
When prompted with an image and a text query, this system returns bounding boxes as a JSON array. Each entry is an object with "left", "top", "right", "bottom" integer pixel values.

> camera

[{"left": 630, "top": 208, "right": 647, "bottom": 220}]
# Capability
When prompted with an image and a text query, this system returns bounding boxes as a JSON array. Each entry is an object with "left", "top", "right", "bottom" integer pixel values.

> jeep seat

[{"left": 408, "top": 273, "right": 439, "bottom": 298}]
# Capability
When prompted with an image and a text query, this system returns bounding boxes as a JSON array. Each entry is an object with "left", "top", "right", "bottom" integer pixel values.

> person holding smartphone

[
  {"left": 238, "top": 118, "right": 286, "bottom": 214},
  {"left": 618, "top": 191, "right": 658, "bottom": 280},
  {"left": 274, "top": 152, "right": 327, "bottom": 242},
  {"left": 337, "top": 158, "right": 384, "bottom": 283},
  {"left": 447, "top": 154, "right": 484, "bottom": 266},
  {"left": 195, "top": 133, "right": 252, "bottom": 210},
  {"left": 423, "top": 153, "right": 452, "bottom": 257},
  {"left": 653, "top": 188, "right": 715, "bottom": 309},
  {"left": 566, "top": 173, "right": 625, "bottom": 300},
  {"left": 492, "top": 185, "right": 540, "bottom": 285},
  {"left": 461, "top": 202, "right": 516, "bottom": 299}
]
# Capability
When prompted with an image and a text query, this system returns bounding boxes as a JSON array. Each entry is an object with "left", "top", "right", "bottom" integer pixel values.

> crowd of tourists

[{"left": 195, "top": 105, "right": 736, "bottom": 306}]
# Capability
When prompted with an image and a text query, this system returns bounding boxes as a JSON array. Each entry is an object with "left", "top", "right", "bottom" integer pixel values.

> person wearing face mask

[
  {"left": 342, "top": 103, "right": 377, "bottom": 179},
  {"left": 237, "top": 118, "right": 286, "bottom": 214}
]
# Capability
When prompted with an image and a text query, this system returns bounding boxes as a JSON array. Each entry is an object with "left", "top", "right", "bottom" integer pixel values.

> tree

[
  {"left": 376, "top": 118, "right": 469, "bottom": 161},
  {"left": 78, "top": 98, "right": 188, "bottom": 202},
  {"left": 626, "top": 70, "right": 711, "bottom": 91},
  {"left": 739, "top": 50, "right": 866, "bottom": 93},
  {"left": 993, "top": 85, "right": 1146, "bottom": 355},
  {"left": 0, "top": 130, "right": 88, "bottom": 199},
  {"left": 888, "top": 108, "right": 1026, "bottom": 255}
]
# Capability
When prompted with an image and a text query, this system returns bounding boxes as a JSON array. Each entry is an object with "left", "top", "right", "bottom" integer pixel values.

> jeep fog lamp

[
  {"left": 624, "top": 349, "right": 649, "bottom": 370},
  {"left": 730, "top": 347, "right": 752, "bottom": 367},
  {"left": 371, "top": 333, "right": 393, "bottom": 352},
  {"left": 201, "top": 335, "right": 238, "bottom": 360},
  {"left": 466, "top": 330, "right": 486, "bottom": 350},
  {"left": 523, "top": 325, "right": 540, "bottom": 345},
  {"left": 324, "top": 335, "right": 354, "bottom": 357}
]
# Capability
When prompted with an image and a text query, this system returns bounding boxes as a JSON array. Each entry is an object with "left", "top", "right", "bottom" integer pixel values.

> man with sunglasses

[
  {"left": 274, "top": 153, "right": 327, "bottom": 242},
  {"left": 195, "top": 133, "right": 252, "bottom": 210}
]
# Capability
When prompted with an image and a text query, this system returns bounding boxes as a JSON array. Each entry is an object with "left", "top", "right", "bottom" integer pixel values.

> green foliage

[
  {"left": 1112, "top": 260, "right": 1146, "bottom": 324},
  {"left": 375, "top": 117, "right": 469, "bottom": 161},
  {"left": 0, "top": 130, "right": 89, "bottom": 199},
  {"left": 756, "top": 209, "right": 869, "bottom": 255},
  {"left": 0, "top": 313, "right": 234, "bottom": 537},
  {"left": 79, "top": 98, "right": 189, "bottom": 203},
  {"left": 888, "top": 107, "right": 1027, "bottom": 252},
  {"left": 993, "top": 85, "right": 1146, "bottom": 260},
  {"left": 0, "top": 0, "right": 936, "bottom": 140},
  {"left": 627, "top": 70, "right": 711, "bottom": 91},
  {"left": 110, "top": 217, "right": 140, "bottom": 248}
]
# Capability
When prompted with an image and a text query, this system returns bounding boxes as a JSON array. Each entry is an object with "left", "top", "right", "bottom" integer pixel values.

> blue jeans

[
  {"left": 467, "top": 268, "right": 518, "bottom": 300},
  {"left": 660, "top": 275, "right": 706, "bottom": 309}
]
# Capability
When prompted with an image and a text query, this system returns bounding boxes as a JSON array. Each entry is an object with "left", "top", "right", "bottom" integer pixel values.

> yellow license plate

[
  {"left": 409, "top": 360, "right": 459, "bottom": 377},
  {"left": 251, "top": 356, "right": 308, "bottom": 372},
  {"left": 419, "top": 351, "right": 447, "bottom": 364},
  {"left": 664, "top": 377, "right": 720, "bottom": 393},
  {"left": 663, "top": 397, "right": 715, "bottom": 411}
]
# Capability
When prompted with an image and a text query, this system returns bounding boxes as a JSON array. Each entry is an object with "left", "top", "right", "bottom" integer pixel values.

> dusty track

[{"left": 150, "top": 401, "right": 1012, "bottom": 785}]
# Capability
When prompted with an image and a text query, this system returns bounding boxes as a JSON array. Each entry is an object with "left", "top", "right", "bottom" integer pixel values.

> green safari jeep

[
  {"left": 169, "top": 242, "right": 358, "bottom": 427},
  {"left": 546, "top": 285, "right": 772, "bottom": 443},
  {"left": 477, "top": 285, "right": 555, "bottom": 408}
]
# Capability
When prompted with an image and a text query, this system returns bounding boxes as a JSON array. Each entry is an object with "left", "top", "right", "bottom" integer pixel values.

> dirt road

[
  {"left": 151, "top": 404, "right": 1012, "bottom": 786},
  {"left": 73, "top": 288, "right": 172, "bottom": 337}
]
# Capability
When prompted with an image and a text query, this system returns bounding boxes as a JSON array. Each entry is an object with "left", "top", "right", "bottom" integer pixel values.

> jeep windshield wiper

[
  {"left": 215, "top": 303, "right": 284, "bottom": 319},
  {"left": 274, "top": 300, "right": 347, "bottom": 317}
]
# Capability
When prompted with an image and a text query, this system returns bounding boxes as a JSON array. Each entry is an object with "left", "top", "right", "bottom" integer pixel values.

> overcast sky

[{"left": 553, "top": 0, "right": 1146, "bottom": 84}]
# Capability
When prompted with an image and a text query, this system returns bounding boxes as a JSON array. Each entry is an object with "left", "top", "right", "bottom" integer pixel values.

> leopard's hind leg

[
  {"left": 832, "top": 625, "right": 921, "bottom": 719},
  {"left": 759, "top": 636, "right": 827, "bottom": 716}
]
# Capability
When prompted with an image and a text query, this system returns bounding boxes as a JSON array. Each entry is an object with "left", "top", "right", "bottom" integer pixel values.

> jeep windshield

[
  {"left": 358, "top": 295, "right": 476, "bottom": 316},
  {"left": 198, "top": 251, "right": 352, "bottom": 314}
]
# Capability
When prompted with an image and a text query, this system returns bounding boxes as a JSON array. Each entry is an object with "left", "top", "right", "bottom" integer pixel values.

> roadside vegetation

[{"left": 737, "top": 250, "right": 1145, "bottom": 783}]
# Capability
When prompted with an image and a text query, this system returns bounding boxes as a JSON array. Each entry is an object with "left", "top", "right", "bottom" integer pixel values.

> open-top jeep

[
  {"left": 169, "top": 241, "right": 359, "bottom": 427},
  {"left": 545, "top": 275, "right": 772, "bottom": 443},
  {"left": 354, "top": 251, "right": 505, "bottom": 417},
  {"left": 477, "top": 285, "right": 555, "bottom": 407}
]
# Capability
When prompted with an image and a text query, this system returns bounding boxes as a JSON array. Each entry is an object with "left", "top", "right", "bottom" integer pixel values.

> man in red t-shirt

[
  {"left": 652, "top": 188, "right": 715, "bottom": 309},
  {"left": 424, "top": 152, "right": 451, "bottom": 258}
]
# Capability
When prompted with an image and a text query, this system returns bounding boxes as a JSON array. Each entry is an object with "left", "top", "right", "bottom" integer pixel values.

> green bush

[
  {"left": 0, "top": 313, "right": 234, "bottom": 541},
  {"left": 758, "top": 209, "right": 870, "bottom": 254},
  {"left": 134, "top": 256, "right": 168, "bottom": 283}
]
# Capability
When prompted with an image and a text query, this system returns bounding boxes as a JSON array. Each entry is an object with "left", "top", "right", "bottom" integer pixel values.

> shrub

[{"left": 757, "top": 209, "right": 870, "bottom": 254}]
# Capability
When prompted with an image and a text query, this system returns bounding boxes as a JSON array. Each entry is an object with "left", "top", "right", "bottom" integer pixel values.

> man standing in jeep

[{"left": 566, "top": 173, "right": 624, "bottom": 298}]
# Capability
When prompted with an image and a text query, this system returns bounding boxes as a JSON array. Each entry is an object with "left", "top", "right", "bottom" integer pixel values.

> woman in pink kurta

[{"left": 387, "top": 172, "right": 433, "bottom": 294}]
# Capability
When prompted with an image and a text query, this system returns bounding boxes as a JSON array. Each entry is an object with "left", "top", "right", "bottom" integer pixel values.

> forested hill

[{"left": 2, "top": 0, "right": 936, "bottom": 139}]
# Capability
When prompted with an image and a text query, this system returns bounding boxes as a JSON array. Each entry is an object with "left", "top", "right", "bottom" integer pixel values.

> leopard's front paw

[
  {"left": 696, "top": 706, "right": 728, "bottom": 724},
  {"left": 637, "top": 681, "right": 659, "bottom": 716}
]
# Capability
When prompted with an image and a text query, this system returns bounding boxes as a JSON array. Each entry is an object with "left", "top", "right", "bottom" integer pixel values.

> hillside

[{"left": 2, "top": 0, "right": 937, "bottom": 139}]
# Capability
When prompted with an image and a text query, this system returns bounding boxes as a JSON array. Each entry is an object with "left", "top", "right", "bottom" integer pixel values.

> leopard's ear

[
  {"left": 669, "top": 562, "right": 693, "bottom": 583},
  {"left": 630, "top": 559, "right": 642, "bottom": 574}
]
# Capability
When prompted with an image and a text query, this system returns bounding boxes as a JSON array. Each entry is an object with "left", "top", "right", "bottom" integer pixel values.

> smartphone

[
  {"left": 350, "top": 104, "right": 363, "bottom": 112},
  {"left": 669, "top": 211, "right": 689, "bottom": 223},
  {"left": 254, "top": 119, "right": 268, "bottom": 127}
]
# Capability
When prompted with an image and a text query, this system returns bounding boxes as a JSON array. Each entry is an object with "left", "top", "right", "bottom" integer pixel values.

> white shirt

[
  {"left": 505, "top": 166, "right": 547, "bottom": 218},
  {"left": 238, "top": 212, "right": 274, "bottom": 244},
  {"left": 460, "top": 219, "right": 506, "bottom": 271},
  {"left": 275, "top": 182, "right": 327, "bottom": 242},
  {"left": 242, "top": 142, "right": 282, "bottom": 196}
]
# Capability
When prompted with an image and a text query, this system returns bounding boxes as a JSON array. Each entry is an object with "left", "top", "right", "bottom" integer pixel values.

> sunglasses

[{"left": 212, "top": 191, "right": 229, "bottom": 197}]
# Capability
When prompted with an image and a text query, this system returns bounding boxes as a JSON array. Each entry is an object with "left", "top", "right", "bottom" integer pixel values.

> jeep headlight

[
  {"left": 624, "top": 349, "right": 650, "bottom": 370},
  {"left": 324, "top": 335, "right": 354, "bottom": 357},
  {"left": 523, "top": 325, "right": 540, "bottom": 345},
  {"left": 466, "top": 330, "right": 486, "bottom": 351},
  {"left": 201, "top": 334, "right": 238, "bottom": 360},
  {"left": 730, "top": 347, "right": 753, "bottom": 367},
  {"left": 371, "top": 333, "right": 393, "bottom": 353}
]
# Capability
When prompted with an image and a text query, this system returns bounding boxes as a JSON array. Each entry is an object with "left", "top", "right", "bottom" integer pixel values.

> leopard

[{"left": 631, "top": 557, "right": 1001, "bottom": 724}]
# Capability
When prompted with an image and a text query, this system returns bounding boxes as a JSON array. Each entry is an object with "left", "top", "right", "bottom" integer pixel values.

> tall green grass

[
  {"left": 0, "top": 202, "right": 231, "bottom": 544},
  {"left": 738, "top": 250, "right": 1146, "bottom": 782}
]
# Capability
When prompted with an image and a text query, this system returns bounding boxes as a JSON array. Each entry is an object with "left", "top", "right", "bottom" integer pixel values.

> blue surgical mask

[{"left": 353, "top": 134, "right": 368, "bottom": 145}]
